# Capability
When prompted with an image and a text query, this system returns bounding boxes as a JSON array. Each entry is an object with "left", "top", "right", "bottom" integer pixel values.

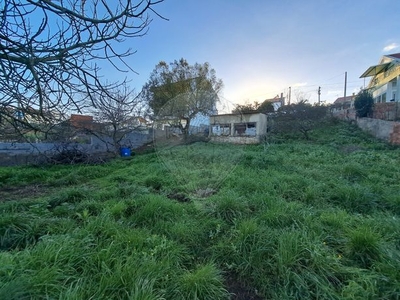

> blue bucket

[{"left": 120, "top": 147, "right": 131, "bottom": 157}]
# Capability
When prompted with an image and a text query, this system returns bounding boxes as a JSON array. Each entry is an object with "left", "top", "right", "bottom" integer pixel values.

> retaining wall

[{"left": 356, "top": 118, "right": 400, "bottom": 145}]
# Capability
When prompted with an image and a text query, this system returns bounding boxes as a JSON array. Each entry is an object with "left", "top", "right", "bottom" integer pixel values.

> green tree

[
  {"left": 354, "top": 90, "right": 374, "bottom": 118},
  {"left": 232, "top": 100, "right": 274, "bottom": 114},
  {"left": 270, "top": 101, "right": 328, "bottom": 140},
  {"left": 143, "top": 59, "right": 223, "bottom": 138},
  {"left": 258, "top": 100, "right": 276, "bottom": 113}
]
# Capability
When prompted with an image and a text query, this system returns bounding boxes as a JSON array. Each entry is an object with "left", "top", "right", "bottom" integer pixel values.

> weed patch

[{"left": 1, "top": 121, "right": 400, "bottom": 299}]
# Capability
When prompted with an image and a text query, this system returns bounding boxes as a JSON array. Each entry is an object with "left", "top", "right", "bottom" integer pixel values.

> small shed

[{"left": 209, "top": 113, "right": 267, "bottom": 144}]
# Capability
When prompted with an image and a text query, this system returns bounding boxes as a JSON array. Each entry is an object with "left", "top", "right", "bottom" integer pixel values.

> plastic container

[{"left": 120, "top": 147, "right": 131, "bottom": 157}]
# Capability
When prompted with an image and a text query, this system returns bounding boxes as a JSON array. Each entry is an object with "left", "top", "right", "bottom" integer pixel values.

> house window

[
  {"left": 382, "top": 93, "right": 386, "bottom": 103},
  {"left": 234, "top": 122, "right": 256, "bottom": 136},
  {"left": 211, "top": 124, "right": 230, "bottom": 136}
]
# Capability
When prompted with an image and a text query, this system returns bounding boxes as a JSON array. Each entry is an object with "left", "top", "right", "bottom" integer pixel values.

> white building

[
  {"left": 360, "top": 53, "right": 400, "bottom": 103},
  {"left": 209, "top": 113, "right": 267, "bottom": 144}
]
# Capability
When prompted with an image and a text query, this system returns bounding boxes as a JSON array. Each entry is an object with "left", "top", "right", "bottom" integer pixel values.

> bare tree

[
  {"left": 0, "top": 0, "right": 164, "bottom": 138},
  {"left": 88, "top": 84, "right": 147, "bottom": 153}
]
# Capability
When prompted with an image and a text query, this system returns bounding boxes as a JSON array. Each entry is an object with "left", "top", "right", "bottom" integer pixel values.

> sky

[{"left": 111, "top": 0, "right": 400, "bottom": 106}]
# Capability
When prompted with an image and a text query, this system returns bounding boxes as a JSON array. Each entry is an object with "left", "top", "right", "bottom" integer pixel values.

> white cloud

[
  {"left": 383, "top": 43, "right": 399, "bottom": 52},
  {"left": 293, "top": 82, "right": 307, "bottom": 87}
]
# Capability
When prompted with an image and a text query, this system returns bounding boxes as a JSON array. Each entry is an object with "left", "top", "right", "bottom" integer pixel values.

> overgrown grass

[{"left": 1, "top": 121, "right": 400, "bottom": 299}]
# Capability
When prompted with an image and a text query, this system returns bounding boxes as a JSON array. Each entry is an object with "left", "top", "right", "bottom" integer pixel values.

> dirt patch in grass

[
  {"left": 225, "top": 272, "right": 264, "bottom": 300},
  {"left": 133, "top": 141, "right": 155, "bottom": 154},
  {"left": 167, "top": 192, "right": 191, "bottom": 202},
  {"left": 339, "top": 144, "right": 364, "bottom": 154},
  {"left": 0, "top": 184, "right": 52, "bottom": 202}
]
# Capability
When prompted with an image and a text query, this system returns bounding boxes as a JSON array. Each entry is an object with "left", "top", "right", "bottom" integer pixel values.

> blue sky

[{"left": 113, "top": 0, "right": 400, "bottom": 105}]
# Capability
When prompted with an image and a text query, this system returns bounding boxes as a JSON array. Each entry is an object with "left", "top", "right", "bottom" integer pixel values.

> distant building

[
  {"left": 262, "top": 93, "right": 285, "bottom": 112},
  {"left": 333, "top": 94, "right": 356, "bottom": 110},
  {"left": 69, "top": 114, "right": 94, "bottom": 130},
  {"left": 331, "top": 94, "right": 356, "bottom": 121},
  {"left": 209, "top": 113, "right": 267, "bottom": 144}
]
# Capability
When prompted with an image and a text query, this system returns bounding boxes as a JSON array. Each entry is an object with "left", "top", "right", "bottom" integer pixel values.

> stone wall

[
  {"left": 390, "top": 123, "right": 400, "bottom": 145},
  {"left": 332, "top": 103, "right": 400, "bottom": 122},
  {"left": 373, "top": 102, "right": 400, "bottom": 121},
  {"left": 331, "top": 108, "right": 356, "bottom": 121}
]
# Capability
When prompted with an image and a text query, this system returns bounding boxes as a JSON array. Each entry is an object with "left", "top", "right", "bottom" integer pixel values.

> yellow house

[{"left": 360, "top": 52, "right": 400, "bottom": 103}]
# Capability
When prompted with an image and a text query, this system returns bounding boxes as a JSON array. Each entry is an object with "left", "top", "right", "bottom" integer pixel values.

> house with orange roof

[
  {"left": 333, "top": 94, "right": 356, "bottom": 109},
  {"left": 69, "top": 114, "right": 94, "bottom": 130},
  {"left": 331, "top": 94, "right": 357, "bottom": 120}
]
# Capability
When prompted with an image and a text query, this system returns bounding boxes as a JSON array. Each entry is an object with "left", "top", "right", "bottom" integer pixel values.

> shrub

[
  {"left": 346, "top": 226, "right": 382, "bottom": 268},
  {"left": 269, "top": 101, "right": 328, "bottom": 140},
  {"left": 354, "top": 89, "right": 374, "bottom": 118},
  {"left": 170, "top": 263, "right": 229, "bottom": 300}
]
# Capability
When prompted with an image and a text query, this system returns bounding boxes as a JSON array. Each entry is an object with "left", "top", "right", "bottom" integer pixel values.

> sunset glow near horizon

[{"left": 107, "top": 0, "right": 399, "bottom": 106}]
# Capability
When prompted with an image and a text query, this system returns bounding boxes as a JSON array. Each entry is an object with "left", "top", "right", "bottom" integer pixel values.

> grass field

[{"left": 1, "top": 120, "right": 400, "bottom": 299}]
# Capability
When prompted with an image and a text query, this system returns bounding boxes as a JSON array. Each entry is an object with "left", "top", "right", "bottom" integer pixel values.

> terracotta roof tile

[{"left": 388, "top": 52, "right": 400, "bottom": 59}]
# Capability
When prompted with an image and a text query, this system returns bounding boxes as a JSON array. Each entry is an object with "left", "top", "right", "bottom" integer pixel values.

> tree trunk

[{"left": 181, "top": 118, "right": 190, "bottom": 142}]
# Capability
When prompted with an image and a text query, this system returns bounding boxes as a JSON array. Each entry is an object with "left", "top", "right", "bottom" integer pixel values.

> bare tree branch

[
  {"left": 0, "top": 0, "right": 165, "bottom": 140},
  {"left": 85, "top": 83, "right": 148, "bottom": 153}
]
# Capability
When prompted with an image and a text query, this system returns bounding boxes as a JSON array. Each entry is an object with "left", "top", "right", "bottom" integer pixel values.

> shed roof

[
  {"left": 360, "top": 52, "right": 400, "bottom": 78},
  {"left": 360, "top": 62, "right": 391, "bottom": 78}
]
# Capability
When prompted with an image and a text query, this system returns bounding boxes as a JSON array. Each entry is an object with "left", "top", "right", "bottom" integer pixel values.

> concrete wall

[
  {"left": 210, "top": 135, "right": 261, "bottom": 145},
  {"left": 356, "top": 118, "right": 400, "bottom": 145},
  {"left": 209, "top": 113, "right": 267, "bottom": 144},
  {"left": 0, "top": 131, "right": 152, "bottom": 166}
]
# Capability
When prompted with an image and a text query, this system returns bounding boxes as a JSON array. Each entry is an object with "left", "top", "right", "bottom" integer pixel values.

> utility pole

[
  {"left": 288, "top": 86, "right": 291, "bottom": 105},
  {"left": 318, "top": 86, "right": 321, "bottom": 105}
]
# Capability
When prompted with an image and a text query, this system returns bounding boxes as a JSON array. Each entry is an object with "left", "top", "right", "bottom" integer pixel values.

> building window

[
  {"left": 234, "top": 122, "right": 256, "bottom": 136},
  {"left": 382, "top": 93, "right": 386, "bottom": 103},
  {"left": 211, "top": 124, "right": 230, "bottom": 136}
]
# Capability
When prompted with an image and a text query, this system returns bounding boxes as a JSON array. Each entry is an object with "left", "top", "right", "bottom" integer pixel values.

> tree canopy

[
  {"left": 0, "top": 0, "right": 164, "bottom": 135},
  {"left": 142, "top": 59, "right": 223, "bottom": 137},
  {"left": 269, "top": 101, "right": 328, "bottom": 140},
  {"left": 232, "top": 100, "right": 275, "bottom": 114}
]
